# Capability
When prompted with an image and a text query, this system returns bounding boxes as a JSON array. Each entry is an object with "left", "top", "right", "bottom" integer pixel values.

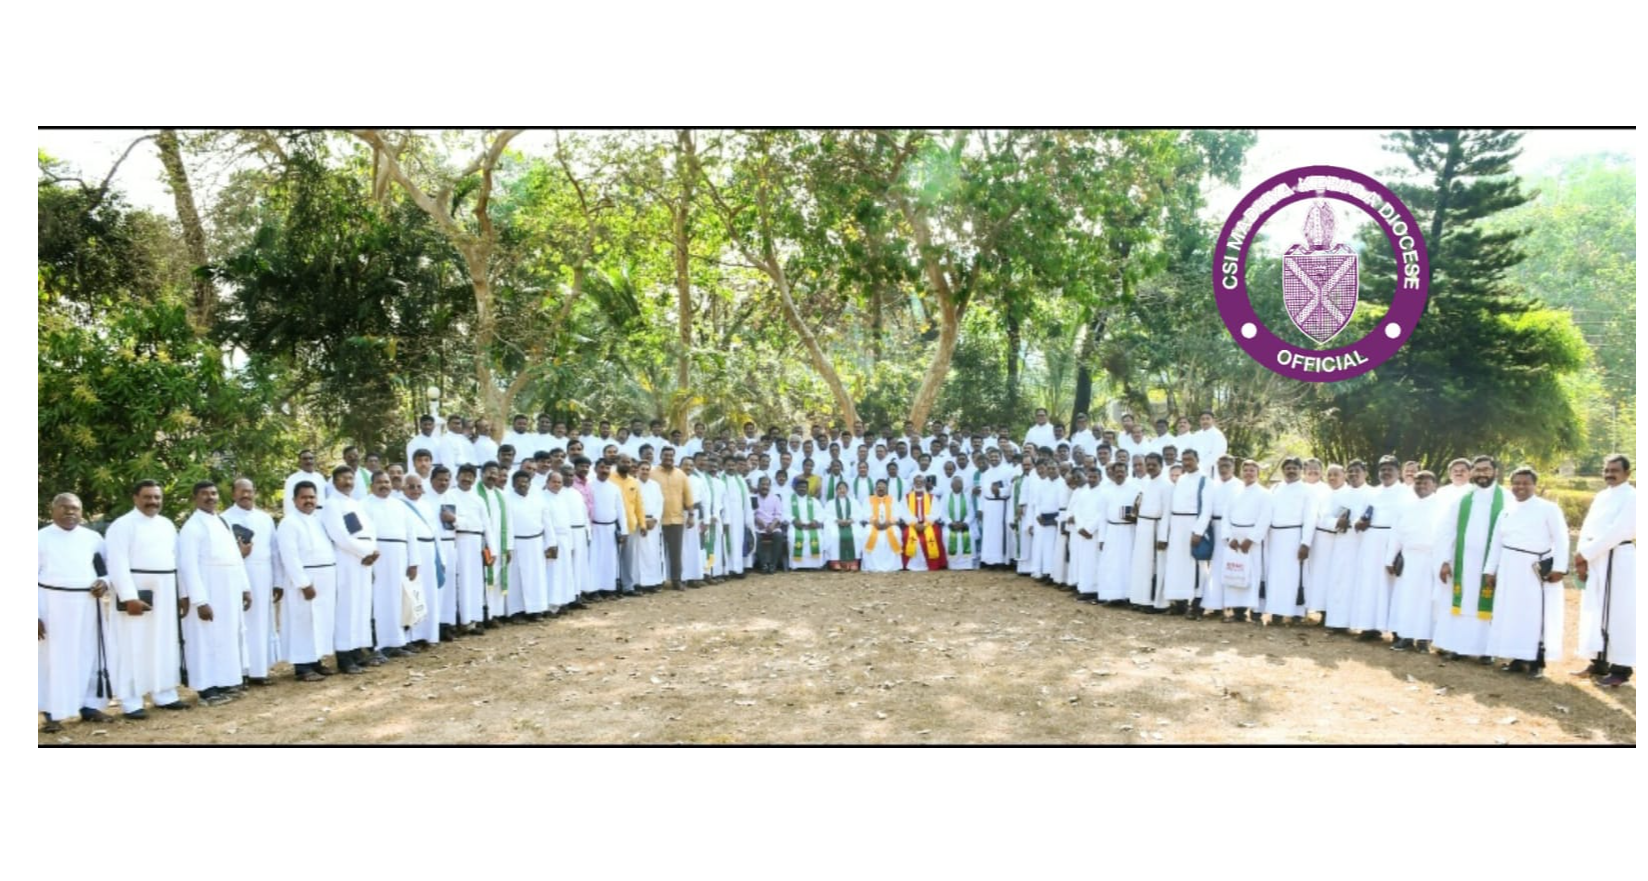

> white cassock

[
  {"left": 1302, "top": 480, "right": 1336, "bottom": 613},
  {"left": 1014, "top": 473, "right": 1038, "bottom": 573},
  {"left": 1261, "top": 481, "right": 1316, "bottom": 617},
  {"left": 1096, "top": 478, "right": 1137, "bottom": 602},
  {"left": 636, "top": 480, "right": 666, "bottom": 587},
  {"left": 1350, "top": 483, "right": 1411, "bottom": 633},
  {"left": 178, "top": 509, "right": 251, "bottom": 693},
  {"left": 941, "top": 489, "right": 977, "bottom": 570},
  {"left": 1323, "top": 483, "right": 1372, "bottom": 628},
  {"left": 406, "top": 432, "right": 443, "bottom": 473},
  {"left": 274, "top": 510, "right": 337, "bottom": 665},
  {"left": 363, "top": 494, "right": 414, "bottom": 648},
  {"left": 1193, "top": 427, "right": 1228, "bottom": 465},
  {"left": 861, "top": 495, "right": 904, "bottom": 573},
  {"left": 1127, "top": 476, "right": 1171, "bottom": 606},
  {"left": 1026, "top": 479, "right": 1062, "bottom": 578},
  {"left": 105, "top": 509, "right": 183, "bottom": 712},
  {"left": 1435, "top": 484, "right": 1507, "bottom": 656},
  {"left": 548, "top": 487, "right": 589, "bottom": 606},
  {"left": 402, "top": 495, "right": 443, "bottom": 644},
  {"left": 476, "top": 485, "right": 511, "bottom": 612},
  {"left": 504, "top": 489, "right": 553, "bottom": 613},
  {"left": 850, "top": 475, "right": 876, "bottom": 511},
  {"left": 441, "top": 487, "right": 490, "bottom": 625},
  {"left": 323, "top": 494, "right": 377, "bottom": 652},
  {"left": 1067, "top": 484, "right": 1104, "bottom": 594},
  {"left": 589, "top": 478, "right": 629, "bottom": 592},
  {"left": 1051, "top": 480, "right": 1075, "bottom": 585},
  {"left": 1384, "top": 493, "right": 1443, "bottom": 641},
  {"left": 725, "top": 473, "right": 753, "bottom": 575},
  {"left": 1201, "top": 478, "right": 1240, "bottom": 611},
  {"left": 282, "top": 469, "right": 328, "bottom": 519},
  {"left": 1484, "top": 497, "right": 1569, "bottom": 662},
  {"left": 221, "top": 504, "right": 280, "bottom": 676},
  {"left": 823, "top": 495, "right": 868, "bottom": 566},
  {"left": 978, "top": 465, "right": 1015, "bottom": 566},
  {"left": 1575, "top": 481, "right": 1637, "bottom": 667},
  {"left": 788, "top": 494, "right": 827, "bottom": 570},
  {"left": 683, "top": 473, "right": 709, "bottom": 581},
  {"left": 38, "top": 524, "right": 109, "bottom": 719},
  {"left": 1221, "top": 482, "right": 1271, "bottom": 608},
  {"left": 1162, "top": 472, "right": 1214, "bottom": 604},
  {"left": 1023, "top": 422, "right": 1057, "bottom": 452}
]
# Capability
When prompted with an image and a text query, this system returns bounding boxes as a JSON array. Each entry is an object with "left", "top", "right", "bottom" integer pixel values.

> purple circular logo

[{"left": 1213, "top": 165, "right": 1429, "bottom": 381}]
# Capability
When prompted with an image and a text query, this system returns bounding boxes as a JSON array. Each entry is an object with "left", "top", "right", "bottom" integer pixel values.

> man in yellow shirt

[{"left": 654, "top": 446, "right": 696, "bottom": 591}]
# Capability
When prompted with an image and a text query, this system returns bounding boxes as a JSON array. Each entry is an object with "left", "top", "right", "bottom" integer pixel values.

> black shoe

[
  {"left": 1390, "top": 638, "right": 1413, "bottom": 651},
  {"left": 1501, "top": 660, "right": 1528, "bottom": 673},
  {"left": 80, "top": 707, "right": 116, "bottom": 723},
  {"left": 157, "top": 700, "right": 192, "bottom": 711},
  {"left": 246, "top": 676, "right": 272, "bottom": 686},
  {"left": 123, "top": 708, "right": 149, "bottom": 721},
  {"left": 41, "top": 717, "right": 63, "bottom": 733}
]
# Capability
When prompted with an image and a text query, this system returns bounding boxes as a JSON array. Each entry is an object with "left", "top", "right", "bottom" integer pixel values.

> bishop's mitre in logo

[{"left": 1282, "top": 197, "right": 1358, "bottom": 343}]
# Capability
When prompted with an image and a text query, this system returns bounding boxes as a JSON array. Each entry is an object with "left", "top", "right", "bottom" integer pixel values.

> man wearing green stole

[
  {"left": 825, "top": 481, "right": 865, "bottom": 571},
  {"left": 478, "top": 462, "right": 510, "bottom": 627},
  {"left": 944, "top": 475, "right": 977, "bottom": 570},
  {"left": 1435, "top": 456, "right": 1504, "bottom": 661},
  {"left": 789, "top": 478, "right": 826, "bottom": 570}
]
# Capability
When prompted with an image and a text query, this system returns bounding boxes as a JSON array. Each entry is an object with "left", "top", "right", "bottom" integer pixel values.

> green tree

[{"left": 1309, "top": 129, "right": 1591, "bottom": 468}]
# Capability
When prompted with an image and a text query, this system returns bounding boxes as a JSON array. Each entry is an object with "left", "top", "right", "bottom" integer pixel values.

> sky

[{"left": 38, "top": 127, "right": 1636, "bottom": 226}]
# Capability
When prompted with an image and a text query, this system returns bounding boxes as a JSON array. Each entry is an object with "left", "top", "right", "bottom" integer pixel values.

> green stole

[
  {"left": 482, "top": 485, "right": 510, "bottom": 593},
  {"left": 1452, "top": 485, "right": 1504, "bottom": 619},
  {"left": 824, "top": 474, "right": 842, "bottom": 503},
  {"left": 948, "top": 491, "right": 972, "bottom": 555},
  {"left": 853, "top": 476, "right": 872, "bottom": 502},
  {"left": 835, "top": 496, "right": 858, "bottom": 561},
  {"left": 703, "top": 476, "right": 719, "bottom": 565},
  {"left": 791, "top": 495, "right": 820, "bottom": 559}
]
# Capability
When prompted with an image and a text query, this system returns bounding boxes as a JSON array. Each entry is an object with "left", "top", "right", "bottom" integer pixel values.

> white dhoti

[
  {"left": 1485, "top": 547, "right": 1565, "bottom": 662},
  {"left": 1028, "top": 519, "right": 1057, "bottom": 578},
  {"left": 862, "top": 525, "right": 903, "bottom": 573},
  {"left": 38, "top": 586, "right": 107, "bottom": 718},
  {"left": 636, "top": 528, "right": 665, "bottom": 587},
  {"left": 1387, "top": 546, "right": 1438, "bottom": 641},
  {"left": 682, "top": 523, "right": 705, "bottom": 581},
  {"left": 182, "top": 563, "right": 249, "bottom": 692},
  {"left": 371, "top": 540, "right": 409, "bottom": 648},
  {"left": 333, "top": 557, "right": 374, "bottom": 652},
  {"left": 282, "top": 566, "right": 336, "bottom": 665}
]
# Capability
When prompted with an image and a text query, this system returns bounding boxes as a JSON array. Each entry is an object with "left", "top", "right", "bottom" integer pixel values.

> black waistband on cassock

[
  {"left": 1368, "top": 525, "right": 1391, "bottom": 530},
  {"left": 571, "top": 524, "right": 587, "bottom": 529},
  {"left": 1504, "top": 545, "right": 1551, "bottom": 556},
  {"left": 456, "top": 530, "right": 483, "bottom": 536},
  {"left": 514, "top": 532, "right": 544, "bottom": 541},
  {"left": 593, "top": 520, "right": 616, "bottom": 526},
  {"left": 1137, "top": 515, "right": 1161, "bottom": 521},
  {"left": 1271, "top": 524, "right": 1302, "bottom": 529},
  {"left": 1106, "top": 520, "right": 1132, "bottom": 526},
  {"left": 1171, "top": 511, "right": 1199, "bottom": 516},
  {"left": 131, "top": 568, "right": 176, "bottom": 575},
  {"left": 1211, "top": 515, "right": 1223, "bottom": 520},
  {"left": 38, "top": 583, "right": 93, "bottom": 592},
  {"left": 378, "top": 538, "right": 406, "bottom": 544},
  {"left": 1232, "top": 522, "right": 1255, "bottom": 529},
  {"left": 304, "top": 563, "right": 335, "bottom": 569},
  {"left": 417, "top": 537, "right": 435, "bottom": 542}
]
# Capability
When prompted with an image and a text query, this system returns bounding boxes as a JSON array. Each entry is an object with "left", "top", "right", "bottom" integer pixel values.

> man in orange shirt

[
  {"left": 615, "top": 456, "right": 645, "bottom": 596},
  {"left": 654, "top": 446, "right": 696, "bottom": 591}
]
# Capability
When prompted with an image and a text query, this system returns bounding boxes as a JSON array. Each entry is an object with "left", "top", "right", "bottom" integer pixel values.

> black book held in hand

[
  {"left": 1533, "top": 556, "right": 1555, "bottom": 579},
  {"left": 1391, "top": 551, "right": 1405, "bottom": 577},
  {"left": 343, "top": 512, "right": 364, "bottom": 535},
  {"left": 231, "top": 524, "right": 254, "bottom": 544},
  {"left": 441, "top": 504, "right": 457, "bottom": 530},
  {"left": 93, "top": 552, "right": 108, "bottom": 578},
  {"left": 1362, "top": 505, "right": 1374, "bottom": 522},
  {"left": 137, "top": 589, "right": 154, "bottom": 606}
]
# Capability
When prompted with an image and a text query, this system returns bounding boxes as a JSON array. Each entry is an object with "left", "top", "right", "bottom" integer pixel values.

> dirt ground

[{"left": 39, "top": 570, "right": 1635, "bottom": 744}]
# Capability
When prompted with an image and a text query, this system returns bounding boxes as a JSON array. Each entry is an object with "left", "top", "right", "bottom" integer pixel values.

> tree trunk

[
  {"left": 1005, "top": 306, "right": 1022, "bottom": 419},
  {"left": 155, "top": 129, "right": 215, "bottom": 331},
  {"left": 908, "top": 296, "right": 959, "bottom": 428},
  {"left": 672, "top": 130, "right": 695, "bottom": 435},
  {"left": 1070, "top": 311, "right": 1109, "bottom": 426},
  {"left": 772, "top": 274, "right": 859, "bottom": 428}
]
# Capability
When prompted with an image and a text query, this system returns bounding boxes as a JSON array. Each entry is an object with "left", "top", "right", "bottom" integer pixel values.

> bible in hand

[
  {"left": 1532, "top": 556, "right": 1555, "bottom": 579},
  {"left": 231, "top": 523, "right": 254, "bottom": 544},
  {"left": 440, "top": 504, "right": 456, "bottom": 529},
  {"left": 343, "top": 512, "right": 364, "bottom": 535},
  {"left": 93, "top": 552, "right": 108, "bottom": 578}
]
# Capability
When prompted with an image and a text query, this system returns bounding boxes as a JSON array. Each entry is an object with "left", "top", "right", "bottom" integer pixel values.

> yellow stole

[
  {"left": 903, "top": 492, "right": 942, "bottom": 559},
  {"left": 865, "top": 495, "right": 897, "bottom": 551}
]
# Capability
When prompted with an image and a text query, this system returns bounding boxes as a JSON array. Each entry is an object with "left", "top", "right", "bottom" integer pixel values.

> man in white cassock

[
  {"left": 588, "top": 460, "right": 630, "bottom": 597},
  {"left": 177, "top": 481, "right": 252, "bottom": 706},
  {"left": 1349, "top": 457, "right": 1411, "bottom": 640},
  {"left": 1321, "top": 462, "right": 1372, "bottom": 631},
  {"left": 862, "top": 481, "right": 904, "bottom": 573},
  {"left": 788, "top": 479, "right": 828, "bottom": 570},
  {"left": 1050, "top": 470, "right": 1079, "bottom": 586},
  {"left": 546, "top": 470, "right": 588, "bottom": 610},
  {"left": 634, "top": 463, "right": 667, "bottom": 587},
  {"left": 1191, "top": 410, "right": 1228, "bottom": 466},
  {"left": 221, "top": 479, "right": 279, "bottom": 683},
  {"left": 941, "top": 475, "right": 978, "bottom": 571},
  {"left": 1483, "top": 467, "right": 1569, "bottom": 676},
  {"left": 1300, "top": 459, "right": 1334, "bottom": 616},
  {"left": 1127, "top": 454, "right": 1171, "bottom": 610},
  {"left": 1096, "top": 462, "right": 1137, "bottom": 604},
  {"left": 725, "top": 462, "right": 754, "bottom": 577},
  {"left": 698, "top": 460, "right": 729, "bottom": 580},
  {"left": 38, "top": 493, "right": 115, "bottom": 731},
  {"left": 1572, "top": 454, "right": 1636, "bottom": 686},
  {"left": 400, "top": 474, "right": 444, "bottom": 646},
  {"left": 1435, "top": 456, "right": 1505, "bottom": 661},
  {"left": 682, "top": 458, "right": 709, "bottom": 585},
  {"left": 283, "top": 449, "right": 327, "bottom": 519},
  {"left": 1025, "top": 462, "right": 1063, "bottom": 580},
  {"left": 824, "top": 480, "right": 868, "bottom": 571},
  {"left": 1261, "top": 458, "right": 1316, "bottom": 624},
  {"left": 362, "top": 472, "right": 416, "bottom": 654},
  {"left": 106, "top": 480, "right": 188, "bottom": 717},
  {"left": 444, "top": 465, "right": 493, "bottom": 633},
  {"left": 1384, "top": 470, "right": 1443, "bottom": 651},
  {"left": 1023, "top": 408, "right": 1057, "bottom": 453},
  {"left": 1067, "top": 469, "right": 1104, "bottom": 601},
  {"left": 978, "top": 449, "right": 1015, "bottom": 568},
  {"left": 1199, "top": 458, "right": 1241, "bottom": 618},
  {"left": 1219, "top": 460, "right": 1271, "bottom": 623},
  {"left": 1162, "top": 450, "right": 1213, "bottom": 615},
  {"left": 275, "top": 481, "right": 338, "bottom": 681},
  {"left": 503, "top": 470, "right": 554, "bottom": 617},
  {"left": 323, "top": 468, "right": 379, "bottom": 673}
]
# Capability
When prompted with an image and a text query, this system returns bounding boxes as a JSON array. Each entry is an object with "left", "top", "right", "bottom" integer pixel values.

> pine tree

[{"left": 1310, "top": 129, "right": 1590, "bottom": 469}]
